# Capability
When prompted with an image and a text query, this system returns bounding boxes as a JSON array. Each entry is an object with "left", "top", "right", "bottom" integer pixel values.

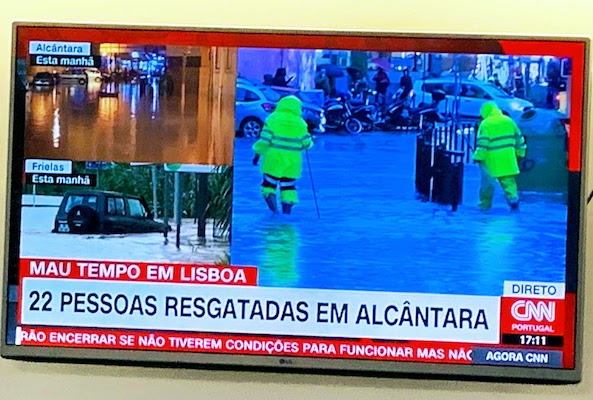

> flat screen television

[{"left": 1, "top": 23, "right": 588, "bottom": 383}]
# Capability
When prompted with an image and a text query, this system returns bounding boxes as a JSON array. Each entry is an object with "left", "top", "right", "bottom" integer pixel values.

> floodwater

[
  {"left": 24, "top": 80, "right": 226, "bottom": 164},
  {"left": 19, "top": 200, "right": 229, "bottom": 265},
  {"left": 230, "top": 131, "right": 568, "bottom": 296}
]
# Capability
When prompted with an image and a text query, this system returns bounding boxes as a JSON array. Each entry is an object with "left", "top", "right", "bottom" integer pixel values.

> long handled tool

[{"left": 305, "top": 150, "right": 321, "bottom": 219}]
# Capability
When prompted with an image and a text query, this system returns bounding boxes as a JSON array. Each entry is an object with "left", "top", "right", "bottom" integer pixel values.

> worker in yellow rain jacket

[
  {"left": 252, "top": 95, "right": 314, "bottom": 214},
  {"left": 473, "top": 101, "right": 527, "bottom": 211}
]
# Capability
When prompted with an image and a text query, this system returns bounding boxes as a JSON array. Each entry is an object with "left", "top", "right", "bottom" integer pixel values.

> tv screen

[{"left": 1, "top": 23, "right": 588, "bottom": 383}]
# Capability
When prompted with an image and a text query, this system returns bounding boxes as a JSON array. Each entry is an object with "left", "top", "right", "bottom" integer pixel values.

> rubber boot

[
  {"left": 264, "top": 193, "right": 278, "bottom": 213},
  {"left": 282, "top": 203, "right": 293, "bottom": 215},
  {"left": 509, "top": 201, "right": 519, "bottom": 212}
]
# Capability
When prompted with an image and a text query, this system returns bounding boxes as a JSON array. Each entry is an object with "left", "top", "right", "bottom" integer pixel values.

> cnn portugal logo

[{"left": 510, "top": 300, "right": 556, "bottom": 322}]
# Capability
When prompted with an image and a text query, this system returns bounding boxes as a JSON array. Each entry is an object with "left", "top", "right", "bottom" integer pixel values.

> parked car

[
  {"left": 60, "top": 68, "right": 88, "bottom": 85},
  {"left": 52, "top": 190, "right": 170, "bottom": 234},
  {"left": 31, "top": 72, "right": 55, "bottom": 87},
  {"left": 235, "top": 81, "right": 325, "bottom": 137},
  {"left": 412, "top": 77, "right": 535, "bottom": 120}
]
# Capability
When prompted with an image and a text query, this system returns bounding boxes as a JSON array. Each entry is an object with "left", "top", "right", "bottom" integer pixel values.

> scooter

[
  {"left": 348, "top": 88, "right": 378, "bottom": 131},
  {"left": 379, "top": 89, "right": 446, "bottom": 131},
  {"left": 323, "top": 93, "right": 364, "bottom": 134},
  {"left": 376, "top": 88, "right": 416, "bottom": 129}
]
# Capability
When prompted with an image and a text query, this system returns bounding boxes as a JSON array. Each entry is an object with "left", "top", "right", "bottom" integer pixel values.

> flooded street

[
  {"left": 19, "top": 198, "right": 229, "bottom": 265},
  {"left": 231, "top": 131, "right": 567, "bottom": 296},
  {"left": 25, "top": 81, "right": 208, "bottom": 164}
]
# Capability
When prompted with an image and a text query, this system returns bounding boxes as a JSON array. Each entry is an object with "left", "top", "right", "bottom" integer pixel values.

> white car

[
  {"left": 60, "top": 68, "right": 87, "bottom": 85},
  {"left": 412, "top": 78, "right": 535, "bottom": 120}
]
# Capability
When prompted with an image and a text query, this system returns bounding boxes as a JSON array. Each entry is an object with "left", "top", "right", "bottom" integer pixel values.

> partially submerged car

[{"left": 52, "top": 190, "right": 170, "bottom": 234}]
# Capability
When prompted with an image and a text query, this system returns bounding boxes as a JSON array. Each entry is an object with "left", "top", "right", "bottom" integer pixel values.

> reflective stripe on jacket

[{"left": 259, "top": 127, "right": 312, "bottom": 152}]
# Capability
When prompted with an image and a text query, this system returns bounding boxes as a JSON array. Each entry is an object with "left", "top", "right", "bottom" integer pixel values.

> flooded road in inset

[{"left": 25, "top": 80, "right": 231, "bottom": 164}]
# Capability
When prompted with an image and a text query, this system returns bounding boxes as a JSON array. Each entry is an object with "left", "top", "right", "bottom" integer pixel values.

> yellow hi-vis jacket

[
  {"left": 253, "top": 96, "right": 314, "bottom": 179},
  {"left": 473, "top": 101, "right": 527, "bottom": 178}
]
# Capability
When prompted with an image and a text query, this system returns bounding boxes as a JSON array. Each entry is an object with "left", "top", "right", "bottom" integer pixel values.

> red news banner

[
  {"left": 16, "top": 326, "right": 474, "bottom": 364},
  {"left": 19, "top": 258, "right": 258, "bottom": 285},
  {"left": 500, "top": 298, "right": 565, "bottom": 336},
  {"left": 500, "top": 282, "right": 567, "bottom": 337}
]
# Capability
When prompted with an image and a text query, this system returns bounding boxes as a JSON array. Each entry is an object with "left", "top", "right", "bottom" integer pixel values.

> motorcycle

[
  {"left": 323, "top": 93, "right": 364, "bottom": 134},
  {"left": 376, "top": 88, "right": 414, "bottom": 129},
  {"left": 349, "top": 88, "right": 379, "bottom": 132},
  {"left": 348, "top": 88, "right": 379, "bottom": 131},
  {"left": 379, "top": 89, "right": 447, "bottom": 131}
]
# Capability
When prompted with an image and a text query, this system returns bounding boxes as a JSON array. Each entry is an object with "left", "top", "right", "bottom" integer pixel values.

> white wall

[{"left": 2, "top": 0, "right": 593, "bottom": 398}]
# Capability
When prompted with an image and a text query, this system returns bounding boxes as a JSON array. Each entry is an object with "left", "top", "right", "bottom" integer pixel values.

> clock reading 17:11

[
  {"left": 520, "top": 335, "right": 548, "bottom": 346},
  {"left": 501, "top": 334, "right": 564, "bottom": 347}
]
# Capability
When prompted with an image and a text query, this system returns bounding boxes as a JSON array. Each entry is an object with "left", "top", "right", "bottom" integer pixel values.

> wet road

[
  {"left": 24, "top": 80, "right": 220, "bottom": 164},
  {"left": 230, "top": 131, "right": 568, "bottom": 296},
  {"left": 20, "top": 207, "right": 229, "bottom": 265}
]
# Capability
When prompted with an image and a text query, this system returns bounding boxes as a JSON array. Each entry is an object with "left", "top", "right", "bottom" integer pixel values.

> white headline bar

[
  {"left": 21, "top": 278, "right": 501, "bottom": 343},
  {"left": 503, "top": 281, "right": 565, "bottom": 299}
]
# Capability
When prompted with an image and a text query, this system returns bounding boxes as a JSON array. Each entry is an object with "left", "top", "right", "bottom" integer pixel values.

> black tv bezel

[{"left": 1, "top": 22, "right": 588, "bottom": 384}]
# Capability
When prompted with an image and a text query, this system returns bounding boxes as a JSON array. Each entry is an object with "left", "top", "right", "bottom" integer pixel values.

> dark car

[
  {"left": 32, "top": 72, "right": 55, "bottom": 86},
  {"left": 52, "top": 190, "right": 170, "bottom": 234}
]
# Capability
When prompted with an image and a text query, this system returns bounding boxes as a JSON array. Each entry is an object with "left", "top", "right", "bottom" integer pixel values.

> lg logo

[{"left": 511, "top": 300, "right": 556, "bottom": 322}]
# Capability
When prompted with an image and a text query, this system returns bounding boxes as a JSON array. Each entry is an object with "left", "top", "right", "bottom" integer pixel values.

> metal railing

[{"left": 428, "top": 123, "right": 479, "bottom": 164}]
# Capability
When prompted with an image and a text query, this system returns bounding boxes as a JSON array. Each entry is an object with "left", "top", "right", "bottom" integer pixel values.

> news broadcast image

[{"left": 3, "top": 28, "right": 582, "bottom": 376}]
